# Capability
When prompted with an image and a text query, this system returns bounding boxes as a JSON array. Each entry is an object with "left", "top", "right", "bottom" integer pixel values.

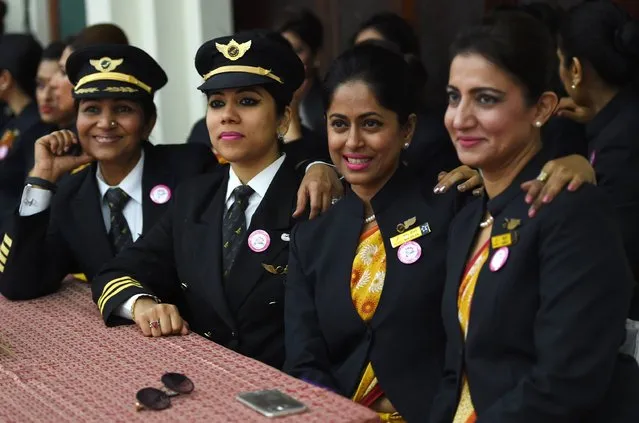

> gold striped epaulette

[{"left": 71, "top": 163, "right": 91, "bottom": 175}]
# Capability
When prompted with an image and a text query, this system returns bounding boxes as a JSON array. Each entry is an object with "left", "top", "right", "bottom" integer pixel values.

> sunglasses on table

[{"left": 135, "top": 373, "right": 194, "bottom": 411}]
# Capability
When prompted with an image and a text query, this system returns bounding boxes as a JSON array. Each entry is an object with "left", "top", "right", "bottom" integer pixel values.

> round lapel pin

[
  {"left": 248, "top": 230, "right": 271, "bottom": 253},
  {"left": 150, "top": 184, "right": 171, "bottom": 204},
  {"left": 0, "top": 145, "right": 8, "bottom": 160},
  {"left": 489, "top": 247, "right": 509, "bottom": 272},
  {"left": 397, "top": 241, "right": 422, "bottom": 265},
  {"left": 281, "top": 233, "right": 290, "bottom": 242}
]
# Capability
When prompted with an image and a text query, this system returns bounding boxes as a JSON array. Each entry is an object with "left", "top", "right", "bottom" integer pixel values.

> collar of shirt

[
  {"left": 225, "top": 154, "right": 286, "bottom": 209},
  {"left": 96, "top": 150, "right": 145, "bottom": 205}
]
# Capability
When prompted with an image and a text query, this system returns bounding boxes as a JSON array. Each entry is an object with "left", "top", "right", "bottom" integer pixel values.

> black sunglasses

[{"left": 135, "top": 373, "right": 194, "bottom": 411}]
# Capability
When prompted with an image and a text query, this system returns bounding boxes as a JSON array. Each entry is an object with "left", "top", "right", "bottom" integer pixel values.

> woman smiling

[
  {"left": 284, "top": 43, "right": 466, "bottom": 422},
  {"left": 431, "top": 12, "right": 639, "bottom": 422},
  {"left": 91, "top": 31, "right": 313, "bottom": 370},
  {"left": 0, "top": 44, "right": 216, "bottom": 300}
]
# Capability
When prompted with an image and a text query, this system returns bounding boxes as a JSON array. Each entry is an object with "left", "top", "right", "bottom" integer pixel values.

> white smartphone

[{"left": 236, "top": 389, "right": 308, "bottom": 418}]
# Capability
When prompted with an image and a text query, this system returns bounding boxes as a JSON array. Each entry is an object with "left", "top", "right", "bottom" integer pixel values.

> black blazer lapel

[
  {"left": 187, "top": 169, "right": 237, "bottom": 329},
  {"left": 324, "top": 192, "right": 370, "bottom": 334},
  {"left": 70, "top": 164, "right": 113, "bottom": 259},
  {"left": 225, "top": 158, "right": 300, "bottom": 312},
  {"left": 141, "top": 143, "right": 176, "bottom": 234}
]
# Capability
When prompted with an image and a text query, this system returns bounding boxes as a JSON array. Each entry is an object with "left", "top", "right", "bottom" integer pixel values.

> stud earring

[
  {"left": 534, "top": 121, "right": 542, "bottom": 128},
  {"left": 403, "top": 142, "right": 410, "bottom": 150},
  {"left": 571, "top": 83, "right": 577, "bottom": 90}
]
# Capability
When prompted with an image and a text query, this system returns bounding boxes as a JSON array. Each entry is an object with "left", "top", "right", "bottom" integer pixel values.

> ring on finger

[
  {"left": 149, "top": 320, "right": 161, "bottom": 329},
  {"left": 536, "top": 171, "right": 549, "bottom": 183}
]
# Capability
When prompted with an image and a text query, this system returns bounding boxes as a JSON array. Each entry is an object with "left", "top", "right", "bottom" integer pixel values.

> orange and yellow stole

[
  {"left": 349, "top": 226, "right": 404, "bottom": 422},
  {"left": 453, "top": 241, "right": 490, "bottom": 423}
]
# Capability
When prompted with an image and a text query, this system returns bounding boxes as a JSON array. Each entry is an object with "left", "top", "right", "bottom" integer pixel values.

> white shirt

[
  {"left": 225, "top": 154, "right": 286, "bottom": 227},
  {"left": 19, "top": 152, "right": 145, "bottom": 244},
  {"left": 117, "top": 154, "right": 287, "bottom": 320},
  {"left": 95, "top": 151, "right": 144, "bottom": 241}
]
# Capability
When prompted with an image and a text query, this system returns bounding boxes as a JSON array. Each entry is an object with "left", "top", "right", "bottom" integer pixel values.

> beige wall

[{"left": 84, "top": 0, "right": 234, "bottom": 144}]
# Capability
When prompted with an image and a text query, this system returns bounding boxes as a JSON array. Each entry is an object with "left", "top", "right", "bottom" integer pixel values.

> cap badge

[
  {"left": 90, "top": 57, "right": 124, "bottom": 73},
  {"left": 215, "top": 39, "right": 251, "bottom": 61}
]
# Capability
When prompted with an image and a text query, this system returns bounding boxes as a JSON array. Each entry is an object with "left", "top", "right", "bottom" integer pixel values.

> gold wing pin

[
  {"left": 215, "top": 39, "right": 252, "bottom": 61},
  {"left": 503, "top": 218, "right": 522, "bottom": 231},
  {"left": 90, "top": 57, "right": 124, "bottom": 73},
  {"left": 261, "top": 263, "right": 287, "bottom": 275},
  {"left": 396, "top": 216, "right": 417, "bottom": 233}
]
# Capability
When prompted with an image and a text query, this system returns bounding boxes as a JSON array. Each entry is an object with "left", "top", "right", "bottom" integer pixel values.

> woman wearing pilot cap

[
  {"left": 92, "top": 31, "right": 315, "bottom": 369},
  {"left": 0, "top": 44, "right": 217, "bottom": 301}
]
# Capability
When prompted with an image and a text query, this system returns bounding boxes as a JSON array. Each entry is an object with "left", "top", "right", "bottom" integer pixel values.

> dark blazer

[
  {"left": 92, "top": 157, "right": 304, "bottom": 369},
  {"left": 585, "top": 88, "right": 639, "bottom": 318},
  {"left": 430, "top": 152, "right": 639, "bottom": 423},
  {"left": 0, "top": 142, "right": 217, "bottom": 301},
  {"left": 300, "top": 76, "right": 325, "bottom": 134},
  {"left": 0, "top": 102, "right": 55, "bottom": 229},
  {"left": 185, "top": 117, "right": 210, "bottom": 147},
  {"left": 284, "top": 166, "right": 466, "bottom": 422},
  {"left": 402, "top": 108, "right": 460, "bottom": 185}
]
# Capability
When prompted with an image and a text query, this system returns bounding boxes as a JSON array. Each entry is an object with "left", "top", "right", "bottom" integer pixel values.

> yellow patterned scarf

[
  {"left": 349, "top": 227, "right": 404, "bottom": 422},
  {"left": 453, "top": 241, "right": 490, "bottom": 423}
]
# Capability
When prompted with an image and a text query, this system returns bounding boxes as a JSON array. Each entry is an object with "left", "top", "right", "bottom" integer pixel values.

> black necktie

[
  {"left": 222, "top": 185, "right": 254, "bottom": 278},
  {"left": 105, "top": 187, "right": 133, "bottom": 254}
]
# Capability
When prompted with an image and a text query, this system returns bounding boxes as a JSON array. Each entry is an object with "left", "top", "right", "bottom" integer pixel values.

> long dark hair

[{"left": 558, "top": 1, "right": 639, "bottom": 88}]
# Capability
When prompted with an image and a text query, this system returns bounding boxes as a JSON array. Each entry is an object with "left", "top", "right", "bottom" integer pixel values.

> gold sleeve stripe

[
  {"left": 97, "top": 279, "right": 142, "bottom": 312},
  {"left": 97, "top": 276, "right": 138, "bottom": 309},
  {"left": 97, "top": 278, "right": 140, "bottom": 310},
  {"left": 0, "top": 254, "right": 6, "bottom": 266},
  {"left": 98, "top": 281, "right": 143, "bottom": 314},
  {"left": 1, "top": 244, "right": 9, "bottom": 256},
  {"left": 3, "top": 234, "right": 12, "bottom": 248},
  {"left": 0, "top": 263, "right": 4, "bottom": 273}
]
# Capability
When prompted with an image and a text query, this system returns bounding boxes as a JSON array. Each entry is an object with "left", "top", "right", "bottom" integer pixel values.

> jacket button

[
  {"left": 180, "top": 282, "right": 188, "bottom": 290},
  {"left": 204, "top": 331, "right": 212, "bottom": 338},
  {"left": 231, "top": 331, "right": 238, "bottom": 339}
]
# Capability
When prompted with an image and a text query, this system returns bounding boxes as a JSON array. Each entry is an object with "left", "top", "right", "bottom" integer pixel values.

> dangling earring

[
  {"left": 571, "top": 81, "right": 577, "bottom": 90},
  {"left": 276, "top": 131, "right": 285, "bottom": 142}
]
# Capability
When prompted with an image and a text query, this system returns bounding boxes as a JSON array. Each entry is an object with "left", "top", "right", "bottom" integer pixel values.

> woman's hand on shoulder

[
  {"left": 132, "top": 298, "right": 189, "bottom": 337},
  {"left": 294, "top": 163, "right": 344, "bottom": 219},
  {"left": 521, "top": 154, "right": 596, "bottom": 218},
  {"left": 30, "top": 130, "right": 94, "bottom": 183},
  {"left": 434, "top": 165, "right": 484, "bottom": 197}
]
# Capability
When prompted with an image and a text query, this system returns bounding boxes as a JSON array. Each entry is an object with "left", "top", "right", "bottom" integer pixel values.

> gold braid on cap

[{"left": 202, "top": 66, "right": 283, "bottom": 84}]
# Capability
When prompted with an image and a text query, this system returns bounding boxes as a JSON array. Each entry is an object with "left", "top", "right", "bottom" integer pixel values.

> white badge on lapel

[
  {"left": 248, "top": 229, "right": 270, "bottom": 253},
  {"left": 150, "top": 184, "right": 171, "bottom": 204}
]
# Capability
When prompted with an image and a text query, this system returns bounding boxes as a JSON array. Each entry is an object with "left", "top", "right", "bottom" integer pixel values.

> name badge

[
  {"left": 491, "top": 232, "right": 517, "bottom": 249},
  {"left": 390, "top": 223, "right": 431, "bottom": 248}
]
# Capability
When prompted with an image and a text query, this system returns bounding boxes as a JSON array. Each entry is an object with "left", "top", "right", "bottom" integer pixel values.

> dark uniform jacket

[
  {"left": 430, "top": 152, "right": 639, "bottom": 423},
  {"left": 0, "top": 102, "right": 55, "bottom": 229},
  {"left": 284, "top": 166, "right": 466, "bottom": 422},
  {"left": 0, "top": 142, "right": 216, "bottom": 300},
  {"left": 92, "top": 156, "right": 304, "bottom": 370},
  {"left": 585, "top": 88, "right": 639, "bottom": 318}
]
